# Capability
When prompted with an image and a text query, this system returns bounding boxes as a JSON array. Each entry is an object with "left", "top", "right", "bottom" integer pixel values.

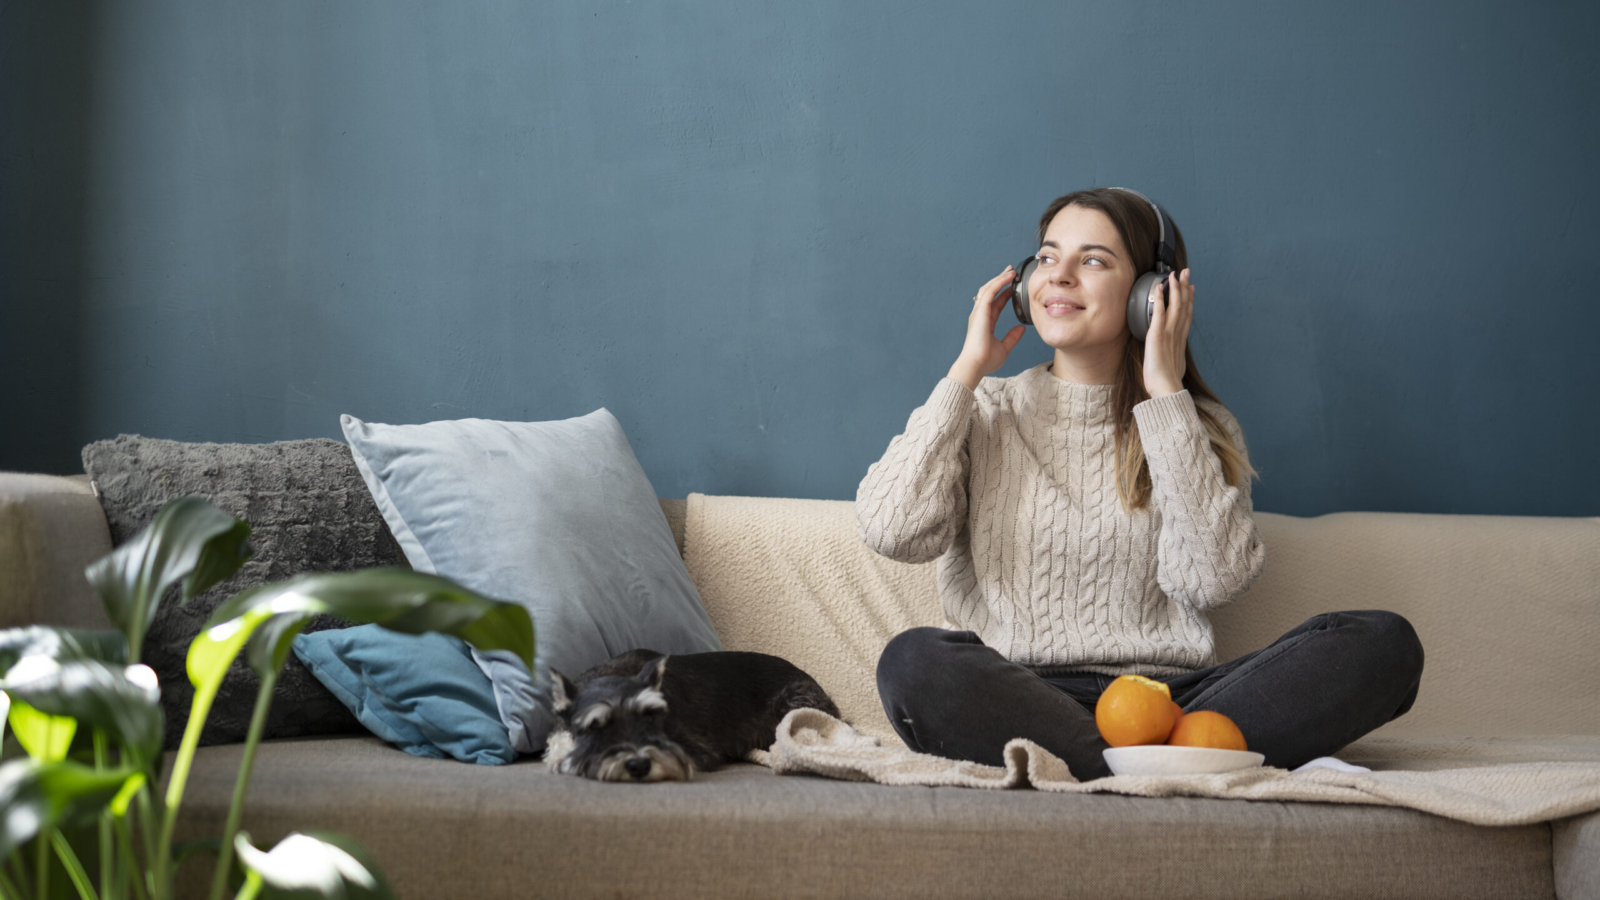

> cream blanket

[{"left": 762, "top": 709, "right": 1600, "bottom": 827}]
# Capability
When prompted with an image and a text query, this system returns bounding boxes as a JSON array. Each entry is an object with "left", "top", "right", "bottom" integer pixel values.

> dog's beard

[
  {"left": 545, "top": 725, "right": 695, "bottom": 783},
  {"left": 583, "top": 743, "right": 695, "bottom": 783}
]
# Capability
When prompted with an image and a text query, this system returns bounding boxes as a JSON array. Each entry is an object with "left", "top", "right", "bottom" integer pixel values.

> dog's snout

[{"left": 625, "top": 757, "right": 652, "bottom": 780}]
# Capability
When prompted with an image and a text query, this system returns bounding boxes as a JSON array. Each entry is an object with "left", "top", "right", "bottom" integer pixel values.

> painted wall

[{"left": 5, "top": 1, "right": 1596, "bottom": 517}]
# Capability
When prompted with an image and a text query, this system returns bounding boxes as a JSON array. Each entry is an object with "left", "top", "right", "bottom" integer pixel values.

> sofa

[{"left": 2, "top": 470, "right": 1597, "bottom": 900}]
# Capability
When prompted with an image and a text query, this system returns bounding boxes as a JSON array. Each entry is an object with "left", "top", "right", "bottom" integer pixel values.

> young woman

[{"left": 857, "top": 188, "right": 1424, "bottom": 780}]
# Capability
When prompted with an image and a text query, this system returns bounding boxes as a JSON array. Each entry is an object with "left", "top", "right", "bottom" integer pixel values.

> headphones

[{"left": 1006, "top": 187, "right": 1178, "bottom": 342}]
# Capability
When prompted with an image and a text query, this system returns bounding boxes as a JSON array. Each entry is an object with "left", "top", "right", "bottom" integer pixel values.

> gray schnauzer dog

[{"left": 543, "top": 649, "right": 839, "bottom": 783}]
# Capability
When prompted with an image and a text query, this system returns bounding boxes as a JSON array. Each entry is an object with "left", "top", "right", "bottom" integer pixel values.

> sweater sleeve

[
  {"left": 854, "top": 378, "right": 976, "bottom": 564},
  {"left": 1132, "top": 390, "right": 1266, "bottom": 610}
]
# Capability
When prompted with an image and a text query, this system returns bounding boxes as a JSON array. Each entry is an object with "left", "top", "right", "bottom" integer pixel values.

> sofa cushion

[
  {"left": 82, "top": 435, "right": 405, "bottom": 748},
  {"left": 170, "top": 735, "right": 1559, "bottom": 900},
  {"left": 340, "top": 411, "right": 722, "bottom": 756},
  {"left": 292, "top": 625, "right": 516, "bottom": 765}
]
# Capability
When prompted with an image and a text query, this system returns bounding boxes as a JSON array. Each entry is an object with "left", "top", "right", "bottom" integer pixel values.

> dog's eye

[
  {"left": 628, "top": 687, "right": 669, "bottom": 717},
  {"left": 573, "top": 703, "right": 612, "bottom": 732}
]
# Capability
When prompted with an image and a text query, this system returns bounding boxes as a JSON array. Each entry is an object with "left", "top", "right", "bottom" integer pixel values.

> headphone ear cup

[
  {"left": 1012, "top": 257, "right": 1039, "bottom": 325},
  {"left": 1126, "top": 271, "right": 1165, "bottom": 342}
]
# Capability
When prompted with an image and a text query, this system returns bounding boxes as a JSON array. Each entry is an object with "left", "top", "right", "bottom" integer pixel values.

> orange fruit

[
  {"left": 1095, "top": 675, "right": 1181, "bottom": 747},
  {"left": 1166, "top": 710, "right": 1248, "bottom": 751}
]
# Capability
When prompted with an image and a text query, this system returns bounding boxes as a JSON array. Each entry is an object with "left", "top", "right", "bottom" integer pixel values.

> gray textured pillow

[{"left": 82, "top": 434, "right": 407, "bottom": 749}]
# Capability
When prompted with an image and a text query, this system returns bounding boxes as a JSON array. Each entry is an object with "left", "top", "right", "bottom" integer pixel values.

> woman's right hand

[{"left": 948, "top": 266, "right": 1026, "bottom": 391}]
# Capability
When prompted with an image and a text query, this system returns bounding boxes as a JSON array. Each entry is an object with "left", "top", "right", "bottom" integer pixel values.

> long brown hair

[{"left": 1036, "top": 189, "right": 1258, "bottom": 512}]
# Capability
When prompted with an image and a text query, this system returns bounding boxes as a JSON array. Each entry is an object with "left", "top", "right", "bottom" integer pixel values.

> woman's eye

[
  {"left": 1084, "top": 256, "right": 1105, "bottom": 267},
  {"left": 1037, "top": 255, "right": 1055, "bottom": 265}
]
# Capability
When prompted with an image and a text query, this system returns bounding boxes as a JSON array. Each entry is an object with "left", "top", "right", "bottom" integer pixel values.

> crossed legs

[{"left": 877, "top": 611, "right": 1424, "bottom": 781}]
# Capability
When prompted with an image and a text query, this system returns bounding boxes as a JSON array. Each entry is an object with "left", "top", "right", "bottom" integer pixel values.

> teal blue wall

[{"left": 5, "top": 1, "right": 1597, "bottom": 516}]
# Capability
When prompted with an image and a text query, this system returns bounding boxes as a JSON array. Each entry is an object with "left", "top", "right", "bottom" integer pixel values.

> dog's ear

[
  {"left": 548, "top": 668, "right": 578, "bottom": 718},
  {"left": 635, "top": 655, "right": 667, "bottom": 691}
]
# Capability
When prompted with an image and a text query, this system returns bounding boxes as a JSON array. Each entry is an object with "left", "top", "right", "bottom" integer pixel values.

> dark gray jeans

[{"left": 877, "top": 610, "right": 1424, "bottom": 780}]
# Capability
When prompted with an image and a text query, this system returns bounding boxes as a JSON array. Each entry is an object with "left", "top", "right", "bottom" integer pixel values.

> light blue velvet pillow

[
  {"left": 339, "top": 409, "right": 723, "bottom": 756},
  {"left": 291, "top": 625, "right": 516, "bottom": 765}
]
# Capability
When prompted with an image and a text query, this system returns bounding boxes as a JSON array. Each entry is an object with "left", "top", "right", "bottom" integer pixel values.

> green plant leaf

[
  {"left": 210, "top": 568, "right": 534, "bottom": 671},
  {"left": 187, "top": 606, "right": 274, "bottom": 692},
  {"left": 0, "top": 626, "right": 128, "bottom": 673},
  {"left": 7, "top": 698, "right": 77, "bottom": 761},
  {"left": 109, "top": 771, "right": 146, "bottom": 817},
  {"left": 1, "top": 657, "right": 164, "bottom": 766},
  {"left": 0, "top": 758, "right": 139, "bottom": 860},
  {"left": 84, "top": 496, "right": 253, "bottom": 662},
  {"left": 234, "top": 830, "right": 394, "bottom": 899},
  {"left": 245, "top": 614, "right": 313, "bottom": 681},
  {"left": 163, "top": 604, "right": 275, "bottom": 815}
]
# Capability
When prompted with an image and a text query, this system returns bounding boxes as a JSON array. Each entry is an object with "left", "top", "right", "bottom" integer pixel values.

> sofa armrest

[{"left": 0, "top": 472, "right": 114, "bottom": 630}]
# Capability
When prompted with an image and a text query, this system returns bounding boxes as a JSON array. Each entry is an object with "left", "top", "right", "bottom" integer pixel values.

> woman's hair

[{"left": 1036, "top": 188, "right": 1258, "bottom": 512}]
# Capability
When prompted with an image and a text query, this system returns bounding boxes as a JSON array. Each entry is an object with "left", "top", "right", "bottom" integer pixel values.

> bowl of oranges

[{"left": 1095, "top": 675, "right": 1264, "bottom": 776}]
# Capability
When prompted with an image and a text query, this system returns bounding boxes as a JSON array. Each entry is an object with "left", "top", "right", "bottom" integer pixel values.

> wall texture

[{"left": 4, "top": 0, "right": 1596, "bottom": 517}]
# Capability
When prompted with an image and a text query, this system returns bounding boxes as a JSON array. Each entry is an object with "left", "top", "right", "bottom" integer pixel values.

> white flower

[
  {"left": 3, "top": 655, "right": 61, "bottom": 687},
  {"left": 123, "top": 664, "right": 159, "bottom": 701},
  {"left": 234, "top": 832, "right": 378, "bottom": 894}
]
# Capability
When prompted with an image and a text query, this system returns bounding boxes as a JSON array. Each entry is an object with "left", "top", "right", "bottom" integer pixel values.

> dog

[{"left": 543, "top": 649, "right": 839, "bottom": 782}]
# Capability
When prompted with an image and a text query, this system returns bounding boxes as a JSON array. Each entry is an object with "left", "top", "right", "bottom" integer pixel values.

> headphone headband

[{"left": 1105, "top": 186, "right": 1176, "bottom": 275}]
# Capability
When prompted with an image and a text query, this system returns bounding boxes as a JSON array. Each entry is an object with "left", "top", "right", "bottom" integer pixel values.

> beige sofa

[{"left": 2, "top": 471, "right": 1597, "bottom": 900}]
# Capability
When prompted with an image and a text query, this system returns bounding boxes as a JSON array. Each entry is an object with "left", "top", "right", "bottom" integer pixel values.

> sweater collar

[{"left": 1022, "top": 363, "right": 1116, "bottom": 423}]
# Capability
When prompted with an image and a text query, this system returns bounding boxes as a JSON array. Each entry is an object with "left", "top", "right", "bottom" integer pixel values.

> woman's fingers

[
  {"left": 1000, "top": 324, "right": 1025, "bottom": 352},
  {"left": 977, "top": 266, "right": 1016, "bottom": 306},
  {"left": 1141, "top": 269, "right": 1195, "bottom": 394},
  {"left": 969, "top": 266, "right": 1018, "bottom": 337},
  {"left": 957, "top": 266, "right": 1022, "bottom": 377},
  {"left": 1174, "top": 269, "right": 1193, "bottom": 336}
]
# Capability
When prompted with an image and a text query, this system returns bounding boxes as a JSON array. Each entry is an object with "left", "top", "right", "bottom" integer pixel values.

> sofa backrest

[
  {"left": 7, "top": 472, "right": 1596, "bottom": 744},
  {"left": 1221, "top": 510, "right": 1600, "bottom": 739},
  {"left": 682, "top": 494, "right": 1600, "bottom": 743}
]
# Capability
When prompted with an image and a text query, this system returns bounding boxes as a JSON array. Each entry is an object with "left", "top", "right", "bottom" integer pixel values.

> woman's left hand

[{"left": 1142, "top": 268, "right": 1193, "bottom": 398}]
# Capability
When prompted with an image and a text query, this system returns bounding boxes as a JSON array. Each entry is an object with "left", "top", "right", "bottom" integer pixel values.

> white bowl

[{"left": 1102, "top": 745, "right": 1265, "bottom": 777}]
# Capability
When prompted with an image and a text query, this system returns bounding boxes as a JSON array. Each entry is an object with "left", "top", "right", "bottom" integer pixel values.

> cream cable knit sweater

[{"left": 856, "top": 362, "right": 1266, "bottom": 676}]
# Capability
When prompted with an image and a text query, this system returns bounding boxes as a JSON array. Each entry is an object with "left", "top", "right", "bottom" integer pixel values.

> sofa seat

[{"left": 169, "top": 735, "right": 1567, "bottom": 900}]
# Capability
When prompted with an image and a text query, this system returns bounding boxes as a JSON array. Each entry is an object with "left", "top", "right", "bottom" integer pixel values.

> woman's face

[{"left": 1028, "top": 204, "right": 1138, "bottom": 353}]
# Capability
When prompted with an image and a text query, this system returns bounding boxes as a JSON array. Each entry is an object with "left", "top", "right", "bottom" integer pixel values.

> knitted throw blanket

[{"left": 762, "top": 709, "right": 1600, "bottom": 828}]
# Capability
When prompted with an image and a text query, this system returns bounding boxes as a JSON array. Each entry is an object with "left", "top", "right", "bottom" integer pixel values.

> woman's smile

[{"left": 1042, "top": 298, "right": 1086, "bottom": 316}]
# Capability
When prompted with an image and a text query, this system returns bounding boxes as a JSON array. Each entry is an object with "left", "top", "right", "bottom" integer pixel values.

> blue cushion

[
  {"left": 339, "top": 409, "right": 723, "bottom": 756},
  {"left": 291, "top": 625, "right": 516, "bottom": 765}
]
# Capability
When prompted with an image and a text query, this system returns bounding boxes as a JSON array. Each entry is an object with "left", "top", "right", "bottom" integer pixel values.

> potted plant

[{"left": 0, "top": 496, "right": 533, "bottom": 899}]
